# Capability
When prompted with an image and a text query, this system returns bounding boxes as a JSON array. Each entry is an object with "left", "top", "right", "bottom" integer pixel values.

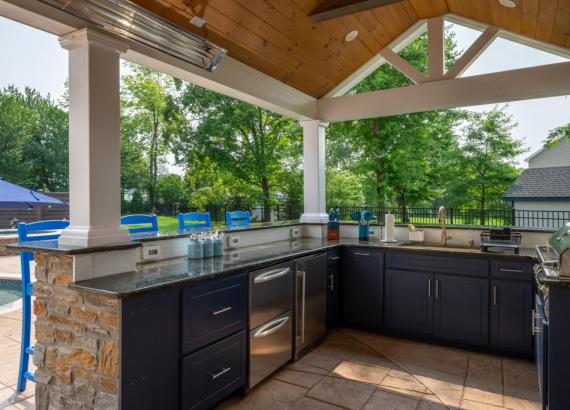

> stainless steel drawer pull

[
  {"left": 353, "top": 252, "right": 371, "bottom": 256},
  {"left": 210, "top": 367, "right": 231, "bottom": 380},
  {"left": 329, "top": 256, "right": 341, "bottom": 261},
  {"left": 254, "top": 268, "right": 290, "bottom": 284},
  {"left": 493, "top": 286, "right": 497, "bottom": 305},
  {"left": 328, "top": 273, "right": 334, "bottom": 291},
  {"left": 212, "top": 306, "right": 232, "bottom": 316},
  {"left": 254, "top": 316, "right": 290, "bottom": 338},
  {"left": 428, "top": 279, "right": 431, "bottom": 298},
  {"left": 499, "top": 268, "right": 523, "bottom": 273}
]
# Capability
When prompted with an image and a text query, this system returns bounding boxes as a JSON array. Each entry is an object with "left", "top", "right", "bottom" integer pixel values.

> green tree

[
  {"left": 327, "top": 32, "right": 463, "bottom": 219},
  {"left": 0, "top": 86, "right": 68, "bottom": 191},
  {"left": 447, "top": 106, "right": 526, "bottom": 224},
  {"left": 175, "top": 85, "right": 301, "bottom": 221},
  {"left": 545, "top": 123, "right": 570, "bottom": 146},
  {"left": 121, "top": 63, "right": 186, "bottom": 210}
]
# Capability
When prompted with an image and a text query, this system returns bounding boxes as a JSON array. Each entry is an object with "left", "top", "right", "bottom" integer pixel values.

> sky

[{"left": 0, "top": 16, "right": 568, "bottom": 168}]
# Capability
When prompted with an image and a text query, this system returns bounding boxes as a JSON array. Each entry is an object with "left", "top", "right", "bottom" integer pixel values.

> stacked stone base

[{"left": 33, "top": 253, "right": 120, "bottom": 409}]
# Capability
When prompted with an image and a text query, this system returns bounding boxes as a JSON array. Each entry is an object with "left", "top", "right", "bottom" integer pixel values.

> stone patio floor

[
  {"left": 0, "top": 254, "right": 541, "bottom": 410},
  {"left": 219, "top": 329, "right": 541, "bottom": 410}
]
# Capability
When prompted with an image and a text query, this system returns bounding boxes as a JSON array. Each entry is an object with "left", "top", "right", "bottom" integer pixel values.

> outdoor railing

[{"left": 151, "top": 203, "right": 569, "bottom": 229}]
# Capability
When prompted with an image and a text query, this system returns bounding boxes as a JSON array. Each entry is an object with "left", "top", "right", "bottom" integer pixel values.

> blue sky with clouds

[{"left": 0, "top": 16, "right": 568, "bottom": 167}]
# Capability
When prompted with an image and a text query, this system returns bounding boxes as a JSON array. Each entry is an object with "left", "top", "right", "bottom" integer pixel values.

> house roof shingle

[{"left": 503, "top": 166, "right": 570, "bottom": 200}]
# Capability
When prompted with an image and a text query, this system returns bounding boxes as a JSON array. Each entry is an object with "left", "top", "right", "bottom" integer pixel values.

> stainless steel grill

[{"left": 536, "top": 222, "right": 570, "bottom": 280}]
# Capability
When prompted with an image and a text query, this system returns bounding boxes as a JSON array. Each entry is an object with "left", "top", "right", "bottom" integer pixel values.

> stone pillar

[
  {"left": 58, "top": 28, "right": 131, "bottom": 247},
  {"left": 299, "top": 120, "right": 329, "bottom": 224},
  {"left": 33, "top": 252, "right": 120, "bottom": 409}
]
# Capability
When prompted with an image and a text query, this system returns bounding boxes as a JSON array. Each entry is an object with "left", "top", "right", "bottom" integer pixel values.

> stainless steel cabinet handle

[
  {"left": 329, "top": 256, "right": 340, "bottom": 261},
  {"left": 254, "top": 316, "right": 290, "bottom": 338},
  {"left": 499, "top": 268, "right": 523, "bottom": 273},
  {"left": 493, "top": 286, "right": 497, "bottom": 305},
  {"left": 212, "top": 306, "right": 232, "bottom": 316},
  {"left": 328, "top": 273, "right": 334, "bottom": 291},
  {"left": 254, "top": 267, "right": 290, "bottom": 284},
  {"left": 531, "top": 309, "right": 542, "bottom": 335},
  {"left": 210, "top": 367, "right": 231, "bottom": 380},
  {"left": 354, "top": 252, "right": 371, "bottom": 256},
  {"left": 428, "top": 279, "right": 431, "bottom": 298},
  {"left": 435, "top": 280, "right": 439, "bottom": 299},
  {"left": 298, "top": 270, "right": 306, "bottom": 343}
]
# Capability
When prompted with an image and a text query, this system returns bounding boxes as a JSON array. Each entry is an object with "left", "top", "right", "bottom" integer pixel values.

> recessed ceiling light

[
  {"left": 190, "top": 15, "right": 206, "bottom": 28},
  {"left": 499, "top": 0, "right": 516, "bottom": 8},
  {"left": 345, "top": 30, "right": 358, "bottom": 42}
]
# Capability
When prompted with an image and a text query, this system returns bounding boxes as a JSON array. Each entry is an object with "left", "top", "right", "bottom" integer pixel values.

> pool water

[{"left": 0, "top": 279, "right": 21, "bottom": 306}]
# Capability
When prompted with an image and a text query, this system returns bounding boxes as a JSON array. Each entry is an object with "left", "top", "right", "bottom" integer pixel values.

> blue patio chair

[
  {"left": 225, "top": 211, "right": 251, "bottom": 228},
  {"left": 120, "top": 214, "right": 158, "bottom": 234},
  {"left": 17, "top": 219, "right": 69, "bottom": 392},
  {"left": 178, "top": 212, "right": 211, "bottom": 231}
]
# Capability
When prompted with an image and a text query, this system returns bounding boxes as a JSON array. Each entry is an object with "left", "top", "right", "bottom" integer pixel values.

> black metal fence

[
  {"left": 155, "top": 203, "right": 302, "bottom": 223},
  {"left": 153, "top": 203, "right": 569, "bottom": 229},
  {"left": 330, "top": 206, "right": 570, "bottom": 229}
]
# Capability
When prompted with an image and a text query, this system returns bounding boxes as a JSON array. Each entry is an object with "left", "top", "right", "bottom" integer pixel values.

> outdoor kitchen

[{"left": 0, "top": 0, "right": 569, "bottom": 409}]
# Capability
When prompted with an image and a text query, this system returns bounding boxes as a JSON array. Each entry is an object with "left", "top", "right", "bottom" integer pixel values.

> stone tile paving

[{"left": 219, "top": 328, "right": 541, "bottom": 410}]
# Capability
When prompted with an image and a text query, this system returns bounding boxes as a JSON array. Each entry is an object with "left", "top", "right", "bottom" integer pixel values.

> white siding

[
  {"left": 513, "top": 200, "right": 570, "bottom": 229},
  {"left": 528, "top": 138, "right": 570, "bottom": 168}
]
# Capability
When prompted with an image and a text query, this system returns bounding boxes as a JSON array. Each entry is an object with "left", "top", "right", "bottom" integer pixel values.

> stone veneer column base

[{"left": 33, "top": 252, "right": 120, "bottom": 409}]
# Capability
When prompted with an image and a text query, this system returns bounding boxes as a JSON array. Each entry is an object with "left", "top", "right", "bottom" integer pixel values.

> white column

[
  {"left": 299, "top": 120, "right": 328, "bottom": 224},
  {"left": 58, "top": 29, "right": 131, "bottom": 247}
]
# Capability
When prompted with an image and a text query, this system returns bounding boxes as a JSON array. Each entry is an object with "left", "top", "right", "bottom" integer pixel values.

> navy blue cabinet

[
  {"left": 434, "top": 275, "right": 489, "bottom": 345},
  {"left": 490, "top": 279, "right": 532, "bottom": 354},
  {"left": 341, "top": 248, "right": 383, "bottom": 329},
  {"left": 385, "top": 269, "right": 433, "bottom": 336}
]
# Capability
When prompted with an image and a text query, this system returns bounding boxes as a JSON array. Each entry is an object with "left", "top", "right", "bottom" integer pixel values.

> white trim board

[{"left": 318, "top": 61, "right": 570, "bottom": 121}]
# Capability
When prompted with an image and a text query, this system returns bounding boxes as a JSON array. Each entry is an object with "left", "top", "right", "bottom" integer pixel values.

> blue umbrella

[{"left": 0, "top": 177, "right": 65, "bottom": 209}]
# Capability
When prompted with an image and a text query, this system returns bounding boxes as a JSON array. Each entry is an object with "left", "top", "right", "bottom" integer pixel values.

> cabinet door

[
  {"left": 490, "top": 280, "right": 532, "bottom": 354},
  {"left": 326, "top": 264, "right": 340, "bottom": 328},
  {"left": 434, "top": 275, "right": 489, "bottom": 345},
  {"left": 385, "top": 269, "right": 433, "bottom": 336},
  {"left": 342, "top": 249, "right": 383, "bottom": 329}
]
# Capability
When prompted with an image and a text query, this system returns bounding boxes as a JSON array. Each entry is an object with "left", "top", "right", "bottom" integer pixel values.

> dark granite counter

[
  {"left": 7, "top": 239, "right": 141, "bottom": 255},
  {"left": 69, "top": 238, "right": 536, "bottom": 298}
]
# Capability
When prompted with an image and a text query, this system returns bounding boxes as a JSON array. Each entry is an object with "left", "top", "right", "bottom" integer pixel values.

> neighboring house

[
  {"left": 526, "top": 136, "right": 570, "bottom": 169},
  {"left": 504, "top": 138, "right": 570, "bottom": 229}
]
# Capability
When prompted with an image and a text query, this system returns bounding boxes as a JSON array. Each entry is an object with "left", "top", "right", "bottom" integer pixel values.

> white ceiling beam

[
  {"left": 325, "top": 20, "right": 427, "bottom": 97},
  {"left": 444, "top": 25, "right": 500, "bottom": 79},
  {"left": 446, "top": 14, "right": 570, "bottom": 60},
  {"left": 0, "top": 0, "right": 318, "bottom": 120},
  {"left": 378, "top": 47, "right": 427, "bottom": 84},
  {"left": 318, "top": 61, "right": 570, "bottom": 121},
  {"left": 427, "top": 16, "right": 445, "bottom": 81}
]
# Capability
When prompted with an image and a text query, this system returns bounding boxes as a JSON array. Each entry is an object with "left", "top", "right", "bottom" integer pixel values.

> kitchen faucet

[{"left": 438, "top": 206, "right": 452, "bottom": 247}]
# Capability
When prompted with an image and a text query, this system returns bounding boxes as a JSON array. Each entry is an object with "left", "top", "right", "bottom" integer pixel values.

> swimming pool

[{"left": 0, "top": 279, "right": 21, "bottom": 306}]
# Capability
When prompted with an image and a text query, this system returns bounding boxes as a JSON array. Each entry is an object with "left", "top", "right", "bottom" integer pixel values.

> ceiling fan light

[{"left": 345, "top": 30, "right": 359, "bottom": 42}]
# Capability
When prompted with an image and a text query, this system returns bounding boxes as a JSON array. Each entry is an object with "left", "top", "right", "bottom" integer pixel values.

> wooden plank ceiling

[{"left": 132, "top": 0, "right": 570, "bottom": 98}]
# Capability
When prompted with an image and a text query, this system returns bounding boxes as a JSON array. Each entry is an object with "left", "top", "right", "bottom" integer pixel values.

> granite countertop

[
  {"left": 69, "top": 238, "right": 536, "bottom": 298},
  {"left": 6, "top": 221, "right": 301, "bottom": 254}
]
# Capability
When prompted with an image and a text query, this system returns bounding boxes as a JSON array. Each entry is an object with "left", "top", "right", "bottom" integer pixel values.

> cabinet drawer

[
  {"left": 182, "top": 331, "right": 246, "bottom": 410},
  {"left": 182, "top": 274, "right": 247, "bottom": 354},
  {"left": 250, "top": 261, "right": 293, "bottom": 329},
  {"left": 491, "top": 260, "right": 532, "bottom": 281},
  {"left": 386, "top": 252, "right": 488, "bottom": 277}
]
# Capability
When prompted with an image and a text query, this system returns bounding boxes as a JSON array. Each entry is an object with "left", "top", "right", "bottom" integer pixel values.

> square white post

[
  {"left": 58, "top": 29, "right": 131, "bottom": 247},
  {"left": 299, "top": 120, "right": 328, "bottom": 224}
]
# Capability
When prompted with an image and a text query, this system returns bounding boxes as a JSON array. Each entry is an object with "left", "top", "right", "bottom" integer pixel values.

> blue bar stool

[
  {"left": 16, "top": 219, "right": 69, "bottom": 392},
  {"left": 120, "top": 214, "right": 158, "bottom": 234},
  {"left": 178, "top": 212, "right": 211, "bottom": 231},
  {"left": 225, "top": 211, "right": 251, "bottom": 228}
]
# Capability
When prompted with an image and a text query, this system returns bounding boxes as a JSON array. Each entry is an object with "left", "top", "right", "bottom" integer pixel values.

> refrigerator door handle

[{"left": 297, "top": 269, "right": 306, "bottom": 344}]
